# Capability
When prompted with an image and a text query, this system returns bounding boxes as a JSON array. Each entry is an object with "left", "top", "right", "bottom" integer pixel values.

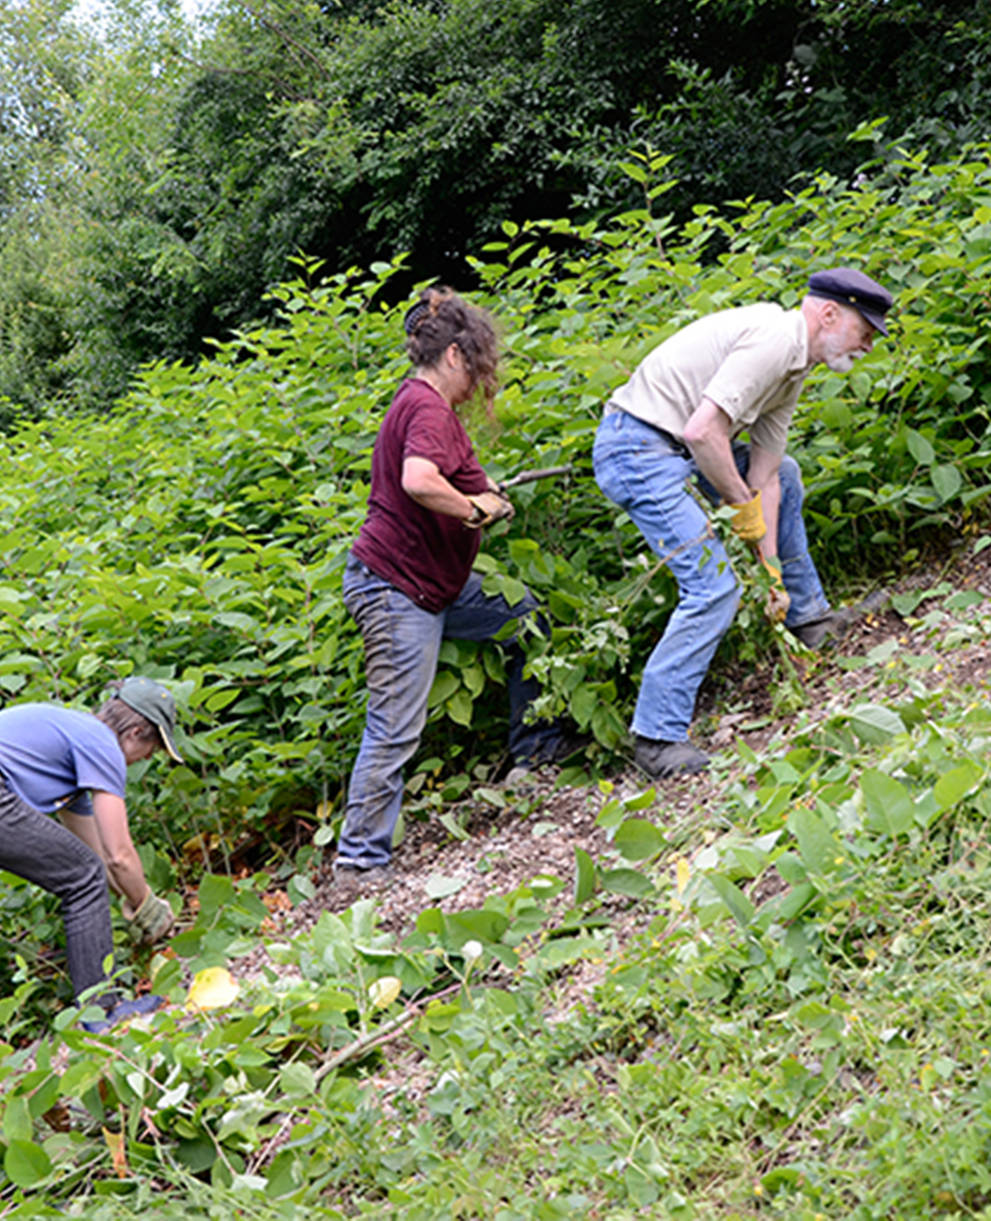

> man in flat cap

[{"left": 593, "top": 267, "right": 893, "bottom": 780}]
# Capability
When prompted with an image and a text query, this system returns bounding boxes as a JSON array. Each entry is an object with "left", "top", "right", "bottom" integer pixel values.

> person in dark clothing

[{"left": 336, "top": 286, "right": 572, "bottom": 888}]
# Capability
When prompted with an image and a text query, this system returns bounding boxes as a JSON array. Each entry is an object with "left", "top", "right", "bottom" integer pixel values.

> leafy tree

[
  {"left": 0, "top": 0, "right": 89, "bottom": 413},
  {"left": 0, "top": 0, "right": 205, "bottom": 410},
  {"left": 2, "top": 0, "right": 991, "bottom": 413}
]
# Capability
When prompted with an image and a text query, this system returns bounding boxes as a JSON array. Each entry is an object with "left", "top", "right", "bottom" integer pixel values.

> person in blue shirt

[{"left": 0, "top": 676, "right": 183, "bottom": 1030}]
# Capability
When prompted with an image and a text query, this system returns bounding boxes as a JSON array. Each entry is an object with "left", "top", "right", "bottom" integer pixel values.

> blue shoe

[{"left": 81, "top": 994, "right": 165, "bottom": 1034}]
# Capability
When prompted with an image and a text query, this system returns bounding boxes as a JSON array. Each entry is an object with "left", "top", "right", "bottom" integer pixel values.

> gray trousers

[{"left": 0, "top": 779, "right": 115, "bottom": 1006}]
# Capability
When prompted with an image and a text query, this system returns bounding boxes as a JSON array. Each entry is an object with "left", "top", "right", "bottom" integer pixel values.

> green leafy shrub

[{"left": 0, "top": 143, "right": 987, "bottom": 862}]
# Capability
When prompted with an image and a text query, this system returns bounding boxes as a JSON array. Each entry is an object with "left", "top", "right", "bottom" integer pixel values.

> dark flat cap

[{"left": 807, "top": 268, "right": 893, "bottom": 336}]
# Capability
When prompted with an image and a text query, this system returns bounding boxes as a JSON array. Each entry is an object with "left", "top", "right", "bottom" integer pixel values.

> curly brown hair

[{"left": 403, "top": 286, "right": 499, "bottom": 401}]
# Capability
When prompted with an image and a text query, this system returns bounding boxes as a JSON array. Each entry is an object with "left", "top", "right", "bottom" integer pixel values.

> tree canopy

[{"left": 1, "top": 0, "right": 989, "bottom": 412}]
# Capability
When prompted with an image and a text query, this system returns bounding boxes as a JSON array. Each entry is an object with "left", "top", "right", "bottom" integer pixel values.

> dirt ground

[
  {"left": 215, "top": 542, "right": 986, "bottom": 1131},
  {"left": 278, "top": 541, "right": 991, "bottom": 944}
]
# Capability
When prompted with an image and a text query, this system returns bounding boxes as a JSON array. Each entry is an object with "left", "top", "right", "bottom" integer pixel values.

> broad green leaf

[
  {"left": 4, "top": 1139, "right": 52, "bottom": 1188},
  {"left": 860, "top": 769, "right": 915, "bottom": 836},
  {"left": 499, "top": 576, "right": 528, "bottom": 607},
  {"left": 533, "top": 935, "right": 604, "bottom": 968},
  {"left": 439, "top": 812, "right": 471, "bottom": 842},
  {"left": 706, "top": 874, "right": 755, "bottom": 928},
  {"left": 288, "top": 872, "right": 316, "bottom": 903},
  {"left": 612, "top": 818, "right": 665, "bottom": 862},
  {"left": 760, "top": 880, "right": 817, "bottom": 923},
  {"left": 775, "top": 851, "right": 808, "bottom": 884},
  {"left": 931, "top": 463, "right": 963, "bottom": 501},
  {"left": 420, "top": 1000, "right": 462, "bottom": 1033},
  {"left": 312, "top": 913, "right": 355, "bottom": 973},
  {"left": 728, "top": 844, "right": 771, "bottom": 878},
  {"left": 600, "top": 867, "right": 655, "bottom": 897},
  {"left": 618, "top": 160, "right": 648, "bottom": 183},
  {"left": 846, "top": 115, "right": 890, "bottom": 141},
  {"left": 2, "top": 1095, "right": 31, "bottom": 1143},
  {"left": 216, "top": 611, "right": 259, "bottom": 633},
  {"left": 445, "top": 688, "right": 473, "bottom": 727},
  {"left": 461, "top": 663, "right": 485, "bottom": 697},
  {"left": 415, "top": 909, "right": 445, "bottom": 937},
  {"left": 788, "top": 806, "right": 845, "bottom": 877},
  {"left": 906, "top": 428, "right": 935, "bottom": 465},
  {"left": 849, "top": 704, "right": 906, "bottom": 745},
  {"left": 205, "top": 687, "right": 241, "bottom": 713},
  {"left": 302, "top": 989, "right": 354, "bottom": 1015},
  {"left": 794, "top": 999, "right": 840, "bottom": 1031},
  {"left": 427, "top": 671, "right": 459, "bottom": 708},
  {"left": 448, "top": 909, "right": 510, "bottom": 942},
  {"left": 595, "top": 798, "right": 627, "bottom": 832},
  {"left": 197, "top": 873, "right": 236, "bottom": 918},
  {"left": 623, "top": 788, "right": 659, "bottom": 812},
  {"left": 570, "top": 684, "right": 598, "bottom": 727},
  {"left": 933, "top": 761, "right": 983, "bottom": 811},
  {"left": 217, "top": 1093, "right": 269, "bottom": 1141},
  {"left": 76, "top": 652, "right": 102, "bottom": 678},
  {"left": 175, "top": 1137, "right": 216, "bottom": 1173}
]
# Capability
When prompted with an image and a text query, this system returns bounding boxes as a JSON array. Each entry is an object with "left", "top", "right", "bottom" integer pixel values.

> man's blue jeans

[
  {"left": 0, "top": 779, "right": 116, "bottom": 1007},
  {"left": 593, "top": 410, "right": 830, "bottom": 743},
  {"left": 338, "top": 555, "right": 564, "bottom": 868}
]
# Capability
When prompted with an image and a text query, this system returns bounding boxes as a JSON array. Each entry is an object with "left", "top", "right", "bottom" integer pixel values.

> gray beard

[{"left": 825, "top": 351, "right": 857, "bottom": 373}]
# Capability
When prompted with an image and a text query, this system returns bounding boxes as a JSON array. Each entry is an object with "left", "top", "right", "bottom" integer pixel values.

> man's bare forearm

[{"left": 683, "top": 398, "right": 751, "bottom": 503}]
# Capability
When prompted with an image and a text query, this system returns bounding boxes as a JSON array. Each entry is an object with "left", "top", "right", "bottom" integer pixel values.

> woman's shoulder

[
  {"left": 392, "top": 377, "right": 447, "bottom": 409},
  {"left": 386, "top": 378, "right": 464, "bottom": 439}
]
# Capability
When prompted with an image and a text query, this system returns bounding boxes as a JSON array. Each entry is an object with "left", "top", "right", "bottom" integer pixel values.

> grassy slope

[
  {"left": 3, "top": 540, "right": 989, "bottom": 1219},
  {"left": 319, "top": 544, "right": 991, "bottom": 1221}
]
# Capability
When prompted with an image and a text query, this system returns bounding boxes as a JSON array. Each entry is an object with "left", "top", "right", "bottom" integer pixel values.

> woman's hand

[{"left": 465, "top": 491, "right": 514, "bottom": 528}]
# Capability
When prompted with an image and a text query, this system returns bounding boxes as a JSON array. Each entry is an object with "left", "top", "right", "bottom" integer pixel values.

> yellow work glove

[
  {"left": 727, "top": 488, "right": 767, "bottom": 543},
  {"left": 762, "top": 556, "right": 790, "bottom": 624}
]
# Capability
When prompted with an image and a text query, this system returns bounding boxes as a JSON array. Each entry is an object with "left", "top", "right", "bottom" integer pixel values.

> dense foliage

[
  {"left": 1, "top": 578, "right": 989, "bottom": 1216},
  {"left": 2, "top": 0, "right": 990, "bottom": 410},
  {"left": 0, "top": 139, "right": 984, "bottom": 870}
]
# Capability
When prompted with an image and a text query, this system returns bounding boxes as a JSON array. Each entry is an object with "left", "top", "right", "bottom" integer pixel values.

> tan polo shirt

[{"left": 606, "top": 303, "right": 811, "bottom": 456}]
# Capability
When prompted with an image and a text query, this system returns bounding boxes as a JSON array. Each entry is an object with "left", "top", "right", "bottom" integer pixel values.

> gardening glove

[
  {"left": 125, "top": 888, "right": 175, "bottom": 945},
  {"left": 726, "top": 489, "right": 767, "bottom": 543},
  {"left": 761, "top": 556, "right": 790, "bottom": 624},
  {"left": 464, "top": 491, "right": 514, "bottom": 529}
]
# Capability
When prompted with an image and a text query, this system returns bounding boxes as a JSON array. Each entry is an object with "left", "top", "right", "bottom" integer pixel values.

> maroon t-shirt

[{"left": 352, "top": 378, "right": 489, "bottom": 612}]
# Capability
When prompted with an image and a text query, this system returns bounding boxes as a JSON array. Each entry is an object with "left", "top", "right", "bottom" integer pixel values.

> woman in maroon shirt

[{"left": 337, "top": 287, "right": 569, "bottom": 884}]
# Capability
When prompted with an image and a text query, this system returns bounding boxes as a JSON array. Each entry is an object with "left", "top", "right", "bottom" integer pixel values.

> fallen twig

[{"left": 247, "top": 981, "right": 465, "bottom": 1173}]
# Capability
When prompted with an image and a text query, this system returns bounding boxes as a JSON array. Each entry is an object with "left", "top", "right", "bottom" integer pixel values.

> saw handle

[{"left": 497, "top": 464, "right": 573, "bottom": 492}]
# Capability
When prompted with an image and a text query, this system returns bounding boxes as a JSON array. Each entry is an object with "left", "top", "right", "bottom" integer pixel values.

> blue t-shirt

[{"left": 0, "top": 704, "right": 126, "bottom": 817}]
